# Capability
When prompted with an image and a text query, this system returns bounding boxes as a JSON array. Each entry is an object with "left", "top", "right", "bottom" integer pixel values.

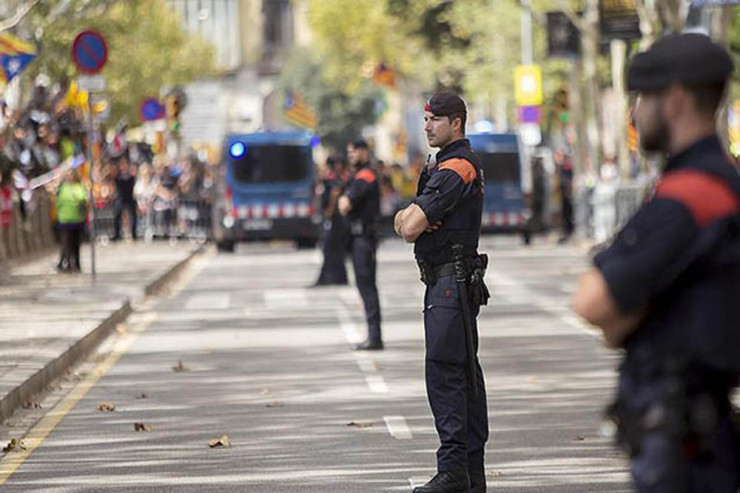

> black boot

[
  {"left": 468, "top": 451, "right": 486, "bottom": 493},
  {"left": 413, "top": 471, "right": 470, "bottom": 493},
  {"left": 351, "top": 339, "right": 383, "bottom": 351},
  {"left": 468, "top": 468, "right": 486, "bottom": 493}
]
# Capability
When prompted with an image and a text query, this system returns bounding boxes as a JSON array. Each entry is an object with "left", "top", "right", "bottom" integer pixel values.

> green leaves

[{"left": 25, "top": 0, "right": 216, "bottom": 125}]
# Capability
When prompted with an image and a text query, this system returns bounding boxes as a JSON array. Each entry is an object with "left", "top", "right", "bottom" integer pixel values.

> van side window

[{"left": 233, "top": 145, "right": 308, "bottom": 183}]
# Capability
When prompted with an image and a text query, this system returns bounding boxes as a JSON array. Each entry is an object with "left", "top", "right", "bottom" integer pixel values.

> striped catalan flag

[
  {"left": 284, "top": 91, "right": 318, "bottom": 131},
  {"left": 0, "top": 33, "right": 37, "bottom": 84}
]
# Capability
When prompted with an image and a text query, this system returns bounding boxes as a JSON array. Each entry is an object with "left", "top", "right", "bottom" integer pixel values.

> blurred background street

[{"left": 1, "top": 0, "right": 739, "bottom": 491}]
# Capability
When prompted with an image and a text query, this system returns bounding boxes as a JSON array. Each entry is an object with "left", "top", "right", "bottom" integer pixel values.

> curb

[
  {"left": 0, "top": 246, "right": 204, "bottom": 424},
  {"left": 144, "top": 245, "right": 204, "bottom": 297}
]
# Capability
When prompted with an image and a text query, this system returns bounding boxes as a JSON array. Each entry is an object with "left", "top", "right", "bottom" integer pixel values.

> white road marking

[
  {"left": 384, "top": 415, "right": 413, "bottom": 439},
  {"left": 185, "top": 292, "right": 230, "bottom": 310},
  {"left": 336, "top": 306, "right": 388, "bottom": 393},
  {"left": 335, "top": 305, "right": 363, "bottom": 343},
  {"left": 486, "top": 270, "right": 598, "bottom": 337},
  {"left": 365, "top": 375, "right": 389, "bottom": 393},
  {"left": 264, "top": 289, "right": 308, "bottom": 309}
]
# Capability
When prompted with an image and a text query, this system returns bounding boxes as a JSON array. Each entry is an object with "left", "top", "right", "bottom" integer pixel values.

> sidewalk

[{"left": 0, "top": 241, "right": 203, "bottom": 423}]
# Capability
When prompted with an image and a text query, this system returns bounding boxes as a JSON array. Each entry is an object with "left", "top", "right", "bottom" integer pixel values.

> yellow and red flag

[
  {"left": 373, "top": 62, "right": 396, "bottom": 89},
  {"left": 0, "top": 33, "right": 37, "bottom": 84},
  {"left": 284, "top": 91, "right": 317, "bottom": 131}
]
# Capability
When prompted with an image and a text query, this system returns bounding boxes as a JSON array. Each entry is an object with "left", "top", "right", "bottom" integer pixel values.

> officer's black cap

[
  {"left": 627, "top": 33, "right": 734, "bottom": 92},
  {"left": 424, "top": 92, "right": 467, "bottom": 116}
]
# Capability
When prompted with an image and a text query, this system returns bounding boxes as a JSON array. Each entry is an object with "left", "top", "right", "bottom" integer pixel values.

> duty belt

[{"left": 417, "top": 257, "right": 483, "bottom": 286}]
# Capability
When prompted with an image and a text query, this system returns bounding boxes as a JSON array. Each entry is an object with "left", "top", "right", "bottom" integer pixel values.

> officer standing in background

[
  {"left": 395, "top": 92, "right": 490, "bottom": 493},
  {"left": 573, "top": 34, "right": 739, "bottom": 492},
  {"left": 313, "top": 155, "right": 350, "bottom": 286},
  {"left": 338, "top": 140, "right": 383, "bottom": 350},
  {"left": 113, "top": 154, "right": 138, "bottom": 241}
]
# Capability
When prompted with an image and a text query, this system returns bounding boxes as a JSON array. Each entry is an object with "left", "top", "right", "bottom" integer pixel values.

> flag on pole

[
  {"left": 0, "top": 33, "right": 37, "bottom": 84},
  {"left": 373, "top": 62, "right": 396, "bottom": 88},
  {"left": 284, "top": 91, "right": 317, "bottom": 130}
]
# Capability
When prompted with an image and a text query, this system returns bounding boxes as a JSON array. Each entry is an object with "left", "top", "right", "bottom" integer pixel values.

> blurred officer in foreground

[
  {"left": 338, "top": 140, "right": 383, "bottom": 350},
  {"left": 573, "top": 34, "right": 740, "bottom": 492},
  {"left": 395, "top": 92, "right": 490, "bottom": 492},
  {"left": 313, "top": 155, "right": 349, "bottom": 286}
]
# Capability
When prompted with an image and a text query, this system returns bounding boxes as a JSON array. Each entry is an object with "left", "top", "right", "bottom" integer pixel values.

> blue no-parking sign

[
  {"left": 140, "top": 98, "right": 165, "bottom": 122},
  {"left": 71, "top": 30, "right": 108, "bottom": 75}
]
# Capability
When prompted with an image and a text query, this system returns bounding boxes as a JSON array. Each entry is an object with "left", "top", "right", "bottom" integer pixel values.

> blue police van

[
  {"left": 212, "top": 131, "right": 320, "bottom": 251},
  {"left": 468, "top": 133, "right": 532, "bottom": 243}
]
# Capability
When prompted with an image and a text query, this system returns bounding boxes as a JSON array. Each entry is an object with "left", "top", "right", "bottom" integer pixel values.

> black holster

[
  {"left": 417, "top": 258, "right": 436, "bottom": 285},
  {"left": 468, "top": 253, "right": 490, "bottom": 306}
]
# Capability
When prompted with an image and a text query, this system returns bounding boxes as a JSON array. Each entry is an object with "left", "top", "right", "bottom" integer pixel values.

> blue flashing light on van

[
  {"left": 213, "top": 131, "right": 320, "bottom": 251},
  {"left": 468, "top": 133, "right": 532, "bottom": 243},
  {"left": 229, "top": 141, "right": 246, "bottom": 159}
]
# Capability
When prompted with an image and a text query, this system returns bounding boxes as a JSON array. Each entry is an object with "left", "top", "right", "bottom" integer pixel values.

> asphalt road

[{"left": 0, "top": 236, "right": 631, "bottom": 492}]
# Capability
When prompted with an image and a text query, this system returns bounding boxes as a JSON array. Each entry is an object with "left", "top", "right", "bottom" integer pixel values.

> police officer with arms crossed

[
  {"left": 395, "top": 92, "right": 490, "bottom": 493},
  {"left": 338, "top": 140, "right": 384, "bottom": 350},
  {"left": 573, "top": 34, "right": 740, "bottom": 492}
]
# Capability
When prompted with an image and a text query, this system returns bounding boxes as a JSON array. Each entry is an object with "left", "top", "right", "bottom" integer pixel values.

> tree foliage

[{"left": 24, "top": 0, "right": 216, "bottom": 125}]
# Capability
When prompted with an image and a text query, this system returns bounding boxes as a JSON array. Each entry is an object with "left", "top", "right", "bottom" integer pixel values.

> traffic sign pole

[
  {"left": 72, "top": 29, "right": 108, "bottom": 281},
  {"left": 86, "top": 97, "right": 97, "bottom": 281}
]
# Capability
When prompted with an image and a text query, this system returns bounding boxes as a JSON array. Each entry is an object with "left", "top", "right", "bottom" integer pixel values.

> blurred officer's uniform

[
  {"left": 397, "top": 93, "right": 490, "bottom": 492},
  {"left": 341, "top": 141, "right": 383, "bottom": 350},
  {"left": 574, "top": 34, "right": 740, "bottom": 492},
  {"left": 314, "top": 157, "right": 349, "bottom": 286}
]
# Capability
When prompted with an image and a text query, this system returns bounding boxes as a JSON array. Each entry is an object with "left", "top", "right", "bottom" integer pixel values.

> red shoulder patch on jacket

[
  {"left": 438, "top": 158, "right": 476, "bottom": 185},
  {"left": 354, "top": 168, "right": 377, "bottom": 183},
  {"left": 655, "top": 170, "right": 739, "bottom": 227}
]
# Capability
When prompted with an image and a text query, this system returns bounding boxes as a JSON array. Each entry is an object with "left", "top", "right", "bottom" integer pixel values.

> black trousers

[
  {"left": 561, "top": 196, "right": 574, "bottom": 237},
  {"left": 114, "top": 200, "right": 137, "bottom": 239},
  {"left": 350, "top": 234, "right": 381, "bottom": 343},
  {"left": 316, "top": 215, "right": 349, "bottom": 285},
  {"left": 423, "top": 275, "right": 489, "bottom": 472},
  {"left": 58, "top": 224, "right": 83, "bottom": 271}
]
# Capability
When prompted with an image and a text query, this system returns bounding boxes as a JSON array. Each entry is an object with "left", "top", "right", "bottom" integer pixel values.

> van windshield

[
  {"left": 232, "top": 145, "right": 309, "bottom": 183},
  {"left": 478, "top": 152, "right": 521, "bottom": 183}
]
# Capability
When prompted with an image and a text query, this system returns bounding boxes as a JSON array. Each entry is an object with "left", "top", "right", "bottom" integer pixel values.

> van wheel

[
  {"left": 295, "top": 238, "right": 317, "bottom": 249},
  {"left": 217, "top": 240, "right": 235, "bottom": 253}
]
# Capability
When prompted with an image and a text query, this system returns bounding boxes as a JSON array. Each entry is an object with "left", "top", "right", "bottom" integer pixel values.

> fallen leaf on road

[
  {"left": 21, "top": 401, "right": 41, "bottom": 409},
  {"left": 208, "top": 435, "right": 231, "bottom": 448},
  {"left": 116, "top": 324, "right": 127, "bottom": 335},
  {"left": 266, "top": 402, "right": 285, "bottom": 408},
  {"left": 135, "top": 393, "right": 148, "bottom": 399},
  {"left": 576, "top": 436, "right": 585, "bottom": 441},
  {"left": 134, "top": 423, "right": 153, "bottom": 432},
  {"left": 346, "top": 421, "right": 373, "bottom": 428},
  {"left": 488, "top": 470, "right": 504, "bottom": 478},
  {"left": 260, "top": 388, "right": 270, "bottom": 395},
  {"left": 96, "top": 403, "right": 116, "bottom": 412},
  {"left": 2, "top": 438, "right": 26, "bottom": 453},
  {"left": 172, "top": 360, "right": 190, "bottom": 372}
]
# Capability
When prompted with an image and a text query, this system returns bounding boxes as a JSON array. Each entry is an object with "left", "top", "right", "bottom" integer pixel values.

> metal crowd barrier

[
  {"left": 575, "top": 182, "right": 648, "bottom": 242},
  {"left": 0, "top": 189, "right": 56, "bottom": 263},
  {"left": 91, "top": 197, "right": 212, "bottom": 245}
]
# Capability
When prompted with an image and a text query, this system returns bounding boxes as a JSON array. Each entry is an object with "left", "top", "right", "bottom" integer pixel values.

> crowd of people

[{"left": 0, "top": 82, "right": 214, "bottom": 273}]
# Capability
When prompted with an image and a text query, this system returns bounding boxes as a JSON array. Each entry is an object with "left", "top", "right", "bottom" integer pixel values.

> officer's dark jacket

[
  {"left": 413, "top": 139, "right": 484, "bottom": 265},
  {"left": 594, "top": 135, "right": 740, "bottom": 375},
  {"left": 345, "top": 163, "right": 380, "bottom": 233},
  {"left": 320, "top": 169, "right": 348, "bottom": 215}
]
